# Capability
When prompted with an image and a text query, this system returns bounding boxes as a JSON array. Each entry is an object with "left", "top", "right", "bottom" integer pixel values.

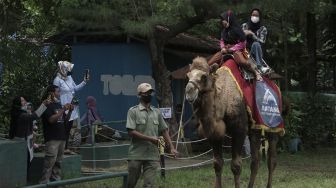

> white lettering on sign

[
  {"left": 160, "top": 108, "right": 172, "bottom": 119},
  {"left": 101, "top": 74, "right": 155, "bottom": 96}
]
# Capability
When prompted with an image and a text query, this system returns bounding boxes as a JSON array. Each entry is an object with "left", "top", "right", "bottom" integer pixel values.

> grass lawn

[{"left": 68, "top": 148, "right": 336, "bottom": 188}]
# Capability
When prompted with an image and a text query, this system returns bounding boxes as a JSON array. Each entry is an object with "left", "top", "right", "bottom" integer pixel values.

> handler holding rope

[{"left": 126, "top": 83, "right": 178, "bottom": 188}]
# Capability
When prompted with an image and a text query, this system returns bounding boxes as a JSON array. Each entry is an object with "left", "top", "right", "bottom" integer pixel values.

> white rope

[
  {"left": 82, "top": 158, "right": 128, "bottom": 162},
  {"left": 96, "top": 133, "right": 118, "bottom": 142},
  {"left": 225, "top": 135, "right": 232, "bottom": 139},
  {"left": 163, "top": 159, "right": 214, "bottom": 170},
  {"left": 164, "top": 149, "right": 213, "bottom": 160},
  {"left": 171, "top": 137, "right": 207, "bottom": 144},
  {"left": 176, "top": 93, "right": 187, "bottom": 150},
  {"left": 171, "top": 108, "right": 199, "bottom": 138},
  {"left": 101, "top": 125, "right": 128, "bottom": 134},
  {"left": 80, "top": 155, "right": 251, "bottom": 171}
]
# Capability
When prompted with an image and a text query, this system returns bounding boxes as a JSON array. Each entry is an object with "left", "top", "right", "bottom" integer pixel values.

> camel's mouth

[{"left": 185, "top": 82, "right": 199, "bottom": 103}]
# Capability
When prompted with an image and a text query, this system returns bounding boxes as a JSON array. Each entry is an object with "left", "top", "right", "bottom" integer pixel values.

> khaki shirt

[{"left": 126, "top": 103, "right": 168, "bottom": 160}]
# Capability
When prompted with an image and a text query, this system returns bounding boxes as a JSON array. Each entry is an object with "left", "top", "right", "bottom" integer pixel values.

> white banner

[{"left": 160, "top": 108, "right": 172, "bottom": 119}]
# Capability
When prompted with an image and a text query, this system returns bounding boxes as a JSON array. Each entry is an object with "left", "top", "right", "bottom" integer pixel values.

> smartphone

[
  {"left": 85, "top": 69, "right": 90, "bottom": 80},
  {"left": 47, "top": 93, "right": 53, "bottom": 101}
]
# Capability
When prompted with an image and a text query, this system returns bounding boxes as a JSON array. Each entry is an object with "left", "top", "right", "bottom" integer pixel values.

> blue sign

[
  {"left": 255, "top": 81, "right": 283, "bottom": 127},
  {"left": 72, "top": 43, "right": 156, "bottom": 131}
]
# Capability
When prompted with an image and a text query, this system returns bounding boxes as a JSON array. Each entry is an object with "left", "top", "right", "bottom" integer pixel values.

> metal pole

[
  {"left": 24, "top": 172, "right": 128, "bottom": 188},
  {"left": 91, "top": 123, "right": 96, "bottom": 171}
]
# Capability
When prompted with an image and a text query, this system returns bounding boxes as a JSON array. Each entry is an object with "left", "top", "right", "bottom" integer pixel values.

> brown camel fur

[
  {"left": 186, "top": 57, "right": 248, "bottom": 188},
  {"left": 185, "top": 56, "right": 281, "bottom": 188}
]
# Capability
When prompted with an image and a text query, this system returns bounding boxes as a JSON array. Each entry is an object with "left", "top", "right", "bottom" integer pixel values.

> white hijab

[{"left": 58, "top": 61, "right": 74, "bottom": 80}]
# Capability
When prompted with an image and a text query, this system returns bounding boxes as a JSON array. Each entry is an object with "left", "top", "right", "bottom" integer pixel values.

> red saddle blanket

[{"left": 221, "top": 59, "right": 285, "bottom": 134}]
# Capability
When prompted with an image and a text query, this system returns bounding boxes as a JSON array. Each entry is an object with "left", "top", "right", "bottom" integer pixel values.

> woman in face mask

[
  {"left": 53, "top": 61, "right": 89, "bottom": 153},
  {"left": 9, "top": 96, "right": 50, "bottom": 180},
  {"left": 242, "top": 8, "right": 272, "bottom": 74}
]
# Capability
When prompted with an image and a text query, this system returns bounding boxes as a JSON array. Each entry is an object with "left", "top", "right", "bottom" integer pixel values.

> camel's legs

[
  {"left": 212, "top": 141, "right": 224, "bottom": 188},
  {"left": 266, "top": 133, "right": 279, "bottom": 188},
  {"left": 231, "top": 130, "right": 246, "bottom": 188},
  {"left": 248, "top": 130, "right": 262, "bottom": 188}
]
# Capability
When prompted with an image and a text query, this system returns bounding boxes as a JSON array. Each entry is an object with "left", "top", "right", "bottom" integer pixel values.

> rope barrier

[
  {"left": 81, "top": 120, "right": 127, "bottom": 129},
  {"left": 80, "top": 155, "right": 251, "bottom": 173},
  {"left": 82, "top": 158, "right": 128, "bottom": 162},
  {"left": 171, "top": 137, "right": 207, "bottom": 144},
  {"left": 164, "top": 149, "right": 213, "bottom": 160},
  {"left": 100, "top": 125, "right": 128, "bottom": 134},
  {"left": 70, "top": 143, "right": 130, "bottom": 149},
  {"left": 96, "top": 133, "right": 118, "bottom": 142},
  {"left": 163, "top": 159, "right": 213, "bottom": 170}
]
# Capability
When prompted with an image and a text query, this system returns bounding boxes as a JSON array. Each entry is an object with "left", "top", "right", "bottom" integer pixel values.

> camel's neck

[{"left": 193, "top": 76, "right": 216, "bottom": 123}]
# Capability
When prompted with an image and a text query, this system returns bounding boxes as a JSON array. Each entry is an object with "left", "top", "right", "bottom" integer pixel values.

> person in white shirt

[{"left": 53, "top": 61, "right": 89, "bottom": 153}]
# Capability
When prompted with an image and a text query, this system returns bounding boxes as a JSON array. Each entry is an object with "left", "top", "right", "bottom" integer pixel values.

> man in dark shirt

[{"left": 40, "top": 85, "right": 73, "bottom": 183}]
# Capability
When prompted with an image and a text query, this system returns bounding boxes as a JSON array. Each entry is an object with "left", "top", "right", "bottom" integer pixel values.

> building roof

[{"left": 45, "top": 31, "right": 220, "bottom": 54}]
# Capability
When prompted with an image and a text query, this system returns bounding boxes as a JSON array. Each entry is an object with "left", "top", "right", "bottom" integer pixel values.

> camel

[{"left": 185, "top": 56, "right": 280, "bottom": 188}]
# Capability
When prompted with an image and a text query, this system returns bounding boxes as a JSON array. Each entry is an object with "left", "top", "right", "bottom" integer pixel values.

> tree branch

[{"left": 159, "top": 0, "right": 219, "bottom": 39}]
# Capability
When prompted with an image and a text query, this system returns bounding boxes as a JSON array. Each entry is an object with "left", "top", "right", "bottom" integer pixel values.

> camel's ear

[{"left": 209, "top": 63, "right": 219, "bottom": 73}]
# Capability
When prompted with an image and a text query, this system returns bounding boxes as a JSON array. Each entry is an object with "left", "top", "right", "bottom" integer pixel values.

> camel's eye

[
  {"left": 201, "top": 74, "right": 207, "bottom": 83},
  {"left": 186, "top": 72, "right": 191, "bottom": 79}
]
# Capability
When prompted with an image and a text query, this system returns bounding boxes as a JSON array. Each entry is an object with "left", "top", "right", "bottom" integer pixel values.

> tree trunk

[
  {"left": 306, "top": 12, "right": 317, "bottom": 93},
  {"left": 148, "top": 35, "right": 178, "bottom": 136}
]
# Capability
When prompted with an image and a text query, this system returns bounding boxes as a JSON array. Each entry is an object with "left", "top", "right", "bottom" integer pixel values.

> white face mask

[
  {"left": 21, "top": 105, "right": 28, "bottom": 112},
  {"left": 251, "top": 16, "right": 260, "bottom": 23}
]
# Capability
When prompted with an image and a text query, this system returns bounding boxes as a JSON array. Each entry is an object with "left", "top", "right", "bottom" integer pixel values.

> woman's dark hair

[
  {"left": 251, "top": 8, "right": 261, "bottom": 16},
  {"left": 9, "top": 96, "right": 23, "bottom": 139},
  {"left": 220, "top": 10, "right": 240, "bottom": 28},
  {"left": 248, "top": 8, "right": 262, "bottom": 33},
  {"left": 220, "top": 10, "right": 246, "bottom": 43},
  {"left": 42, "top": 85, "right": 59, "bottom": 100}
]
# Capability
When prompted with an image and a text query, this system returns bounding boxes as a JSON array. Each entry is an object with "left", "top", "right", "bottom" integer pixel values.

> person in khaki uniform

[{"left": 126, "top": 83, "right": 178, "bottom": 188}]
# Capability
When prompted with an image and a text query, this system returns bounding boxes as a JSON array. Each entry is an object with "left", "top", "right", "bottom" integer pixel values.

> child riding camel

[{"left": 208, "top": 10, "right": 262, "bottom": 81}]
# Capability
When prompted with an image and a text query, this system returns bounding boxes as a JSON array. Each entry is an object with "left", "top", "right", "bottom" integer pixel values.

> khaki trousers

[
  {"left": 127, "top": 160, "right": 159, "bottom": 188},
  {"left": 40, "top": 140, "right": 65, "bottom": 183}
]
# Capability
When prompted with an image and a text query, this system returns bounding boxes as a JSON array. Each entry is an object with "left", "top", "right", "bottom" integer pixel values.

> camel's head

[{"left": 185, "top": 57, "right": 211, "bottom": 103}]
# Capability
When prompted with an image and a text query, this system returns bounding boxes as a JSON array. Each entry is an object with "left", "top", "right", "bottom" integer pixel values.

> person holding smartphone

[
  {"left": 53, "top": 61, "right": 89, "bottom": 153},
  {"left": 39, "top": 85, "right": 74, "bottom": 183},
  {"left": 9, "top": 96, "right": 50, "bottom": 181}
]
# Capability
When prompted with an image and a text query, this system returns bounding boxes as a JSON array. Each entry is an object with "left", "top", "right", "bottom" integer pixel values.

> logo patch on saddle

[{"left": 255, "top": 81, "right": 283, "bottom": 128}]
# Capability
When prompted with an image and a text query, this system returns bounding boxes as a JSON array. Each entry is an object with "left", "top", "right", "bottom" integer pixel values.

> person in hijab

[
  {"left": 208, "top": 10, "right": 262, "bottom": 80},
  {"left": 9, "top": 96, "right": 49, "bottom": 180},
  {"left": 80, "top": 96, "right": 103, "bottom": 144},
  {"left": 242, "top": 8, "right": 271, "bottom": 74},
  {"left": 53, "top": 61, "right": 89, "bottom": 153}
]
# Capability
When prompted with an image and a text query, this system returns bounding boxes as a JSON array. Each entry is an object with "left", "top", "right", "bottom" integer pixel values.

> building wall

[{"left": 72, "top": 43, "right": 155, "bottom": 131}]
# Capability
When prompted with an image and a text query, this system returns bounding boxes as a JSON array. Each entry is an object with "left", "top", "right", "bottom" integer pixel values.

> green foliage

[
  {"left": 284, "top": 102, "right": 305, "bottom": 139},
  {"left": 286, "top": 92, "right": 336, "bottom": 147},
  {"left": 0, "top": 0, "right": 68, "bottom": 130},
  {"left": 0, "top": 39, "right": 61, "bottom": 128}
]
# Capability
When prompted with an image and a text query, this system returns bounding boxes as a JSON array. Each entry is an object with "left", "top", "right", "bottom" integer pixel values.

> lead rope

[{"left": 175, "top": 92, "right": 186, "bottom": 150}]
